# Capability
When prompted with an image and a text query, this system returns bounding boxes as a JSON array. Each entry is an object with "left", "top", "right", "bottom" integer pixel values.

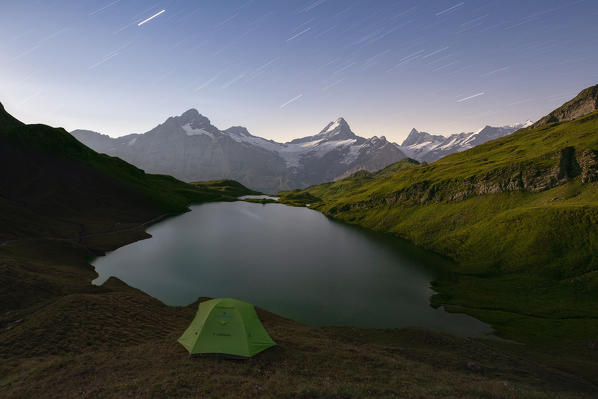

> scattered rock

[{"left": 467, "top": 361, "right": 482, "bottom": 372}]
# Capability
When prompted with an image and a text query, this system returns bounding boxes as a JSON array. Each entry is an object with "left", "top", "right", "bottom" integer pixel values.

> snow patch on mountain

[
  {"left": 325, "top": 119, "right": 341, "bottom": 132},
  {"left": 311, "top": 139, "right": 356, "bottom": 157},
  {"left": 342, "top": 145, "right": 363, "bottom": 165},
  {"left": 224, "top": 119, "right": 365, "bottom": 168},
  {"left": 182, "top": 123, "right": 214, "bottom": 139},
  {"left": 275, "top": 140, "right": 322, "bottom": 167},
  {"left": 228, "top": 133, "right": 283, "bottom": 153}
]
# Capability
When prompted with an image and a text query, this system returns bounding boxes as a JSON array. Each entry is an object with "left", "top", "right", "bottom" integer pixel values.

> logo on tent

[{"left": 216, "top": 311, "right": 232, "bottom": 318}]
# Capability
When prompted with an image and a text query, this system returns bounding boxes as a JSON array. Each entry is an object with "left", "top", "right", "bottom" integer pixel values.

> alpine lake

[{"left": 93, "top": 200, "right": 493, "bottom": 337}]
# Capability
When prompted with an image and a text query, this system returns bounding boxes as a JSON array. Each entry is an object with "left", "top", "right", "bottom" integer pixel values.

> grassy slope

[{"left": 280, "top": 111, "right": 598, "bottom": 346}]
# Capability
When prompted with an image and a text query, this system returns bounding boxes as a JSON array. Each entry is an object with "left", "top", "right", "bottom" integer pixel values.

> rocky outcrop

[
  {"left": 579, "top": 149, "right": 598, "bottom": 183},
  {"left": 532, "top": 85, "right": 598, "bottom": 128}
]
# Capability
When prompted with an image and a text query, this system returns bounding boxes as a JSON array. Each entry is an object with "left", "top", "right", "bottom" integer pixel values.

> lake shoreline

[{"left": 91, "top": 201, "right": 494, "bottom": 337}]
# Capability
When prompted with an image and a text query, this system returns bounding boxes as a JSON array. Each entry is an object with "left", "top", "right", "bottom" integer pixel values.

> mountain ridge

[
  {"left": 398, "top": 121, "right": 533, "bottom": 163},
  {"left": 72, "top": 113, "right": 407, "bottom": 193},
  {"left": 72, "top": 110, "right": 531, "bottom": 193}
]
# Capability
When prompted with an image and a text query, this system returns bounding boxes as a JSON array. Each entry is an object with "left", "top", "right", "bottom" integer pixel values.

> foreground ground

[{"left": 1, "top": 228, "right": 597, "bottom": 398}]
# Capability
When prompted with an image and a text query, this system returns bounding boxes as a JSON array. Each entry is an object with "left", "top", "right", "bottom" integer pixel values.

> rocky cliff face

[
  {"left": 578, "top": 149, "right": 598, "bottom": 183},
  {"left": 532, "top": 85, "right": 598, "bottom": 128}
]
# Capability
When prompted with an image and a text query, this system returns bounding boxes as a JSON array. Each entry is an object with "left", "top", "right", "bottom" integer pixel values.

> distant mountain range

[
  {"left": 398, "top": 122, "right": 532, "bottom": 163},
  {"left": 72, "top": 111, "right": 530, "bottom": 192},
  {"left": 72, "top": 112, "right": 405, "bottom": 193}
]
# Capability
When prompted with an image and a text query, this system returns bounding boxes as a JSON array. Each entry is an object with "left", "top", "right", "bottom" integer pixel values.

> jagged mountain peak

[
  {"left": 155, "top": 108, "right": 219, "bottom": 137},
  {"left": 181, "top": 108, "right": 201, "bottom": 118},
  {"left": 177, "top": 108, "right": 212, "bottom": 126},
  {"left": 321, "top": 116, "right": 348, "bottom": 129},
  {"left": 369, "top": 135, "right": 387, "bottom": 144},
  {"left": 224, "top": 126, "right": 252, "bottom": 137},
  {"left": 317, "top": 117, "right": 356, "bottom": 141},
  {"left": 288, "top": 117, "right": 356, "bottom": 144},
  {"left": 401, "top": 128, "right": 444, "bottom": 147},
  {"left": 319, "top": 117, "right": 350, "bottom": 132},
  {"left": 403, "top": 128, "right": 421, "bottom": 143}
]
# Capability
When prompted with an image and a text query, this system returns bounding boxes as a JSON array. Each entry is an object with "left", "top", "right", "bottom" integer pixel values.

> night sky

[{"left": 1, "top": 0, "right": 597, "bottom": 142}]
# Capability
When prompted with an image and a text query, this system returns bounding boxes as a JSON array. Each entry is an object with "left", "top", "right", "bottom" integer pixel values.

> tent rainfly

[{"left": 178, "top": 298, "right": 276, "bottom": 358}]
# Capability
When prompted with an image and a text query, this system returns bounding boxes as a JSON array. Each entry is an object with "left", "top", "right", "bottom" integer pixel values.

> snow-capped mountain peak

[
  {"left": 158, "top": 109, "right": 220, "bottom": 137},
  {"left": 181, "top": 108, "right": 201, "bottom": 119},
  {"left": 223, "top": 126, "right": 252, "bottom": 137},
  {"left": 178, "top": 109, "right": 213, "bottom": 127},
  {"left": 401, "top": 128, "right": 445, "bottom": 151},
  {"left": 474, "top": 125, "right": 491, "bottom": 134},
  {"left": 288, "top": 117, "right": 357, "bottom": 145},
  {"left": 316, "top": 117, "right": 356, "bottom": 141},
  {"left": 321, "top": 117, "right": 349, "bottom": 133}
]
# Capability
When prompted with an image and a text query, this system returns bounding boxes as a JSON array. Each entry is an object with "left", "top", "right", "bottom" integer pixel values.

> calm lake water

[{"left": 92, "top": 201, "right": 492, "bottom": 337}]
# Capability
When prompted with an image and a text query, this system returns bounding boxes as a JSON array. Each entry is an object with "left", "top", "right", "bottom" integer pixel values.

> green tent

[{"left": 178, "top": 298, "right": 276, "bottom": 358}]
